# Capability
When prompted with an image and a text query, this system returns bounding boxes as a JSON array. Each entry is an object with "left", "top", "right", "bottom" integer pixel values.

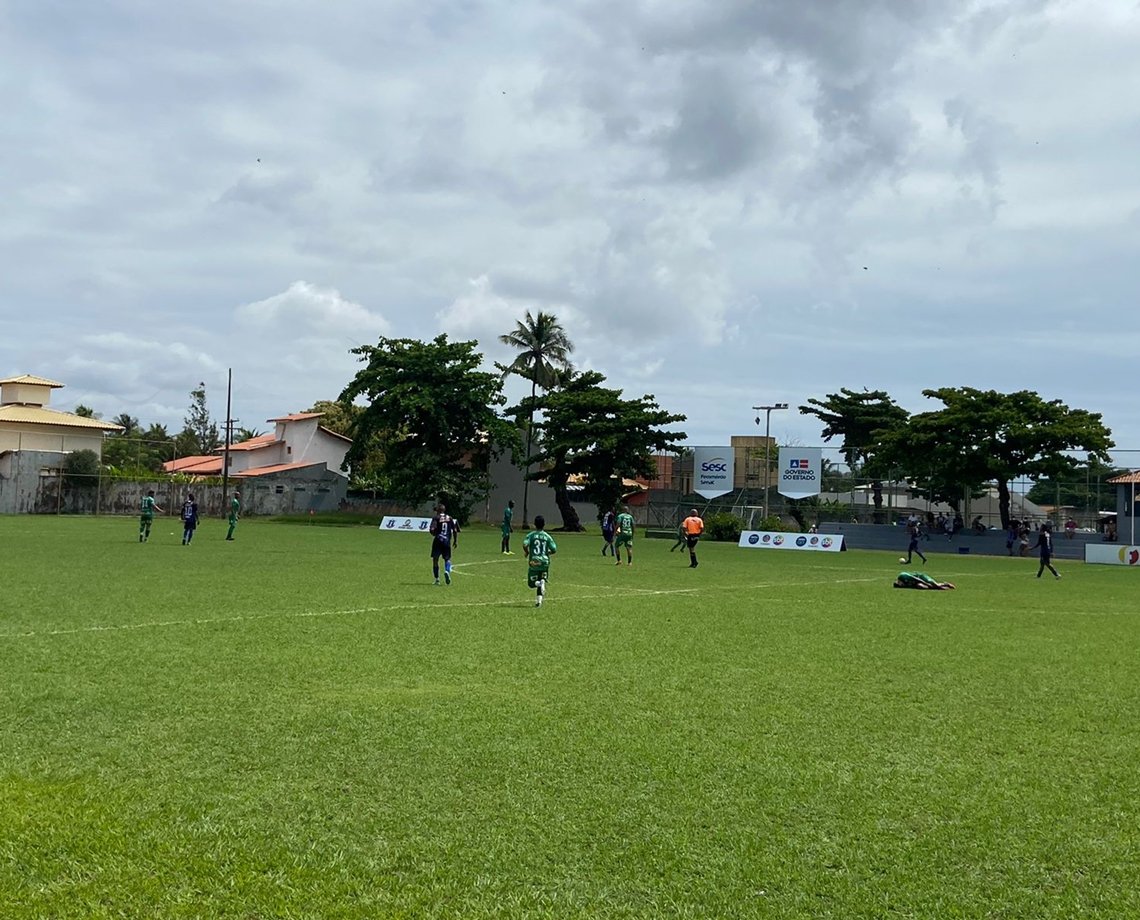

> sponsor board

[
  {"left": 380, "top": 515, "right": 433, "bottom": 532},
  {"left": 777, "top": 447, "right": 822, "bottom": 499},
  {"left": 738, "top": 530, "right": 845, "bottom": 552},
  {"left": 693, "top": 446, "right": 734, "bottom": 499},
  {"left": 1084, "top": 544, "right": 1140, "bottom": 566}
]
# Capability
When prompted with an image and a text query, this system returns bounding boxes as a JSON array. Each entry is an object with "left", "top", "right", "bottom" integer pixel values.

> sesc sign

[{"left": 692, "top": 446, "right": 734, "bottom": 499}]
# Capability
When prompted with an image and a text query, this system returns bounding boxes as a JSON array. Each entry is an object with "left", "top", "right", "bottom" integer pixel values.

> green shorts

[
  {"left": 527, "top": 558, "right": 550, "bottom": 588},
  {"left": 614, "top": 533, "right": 633, "bottom": 548}
]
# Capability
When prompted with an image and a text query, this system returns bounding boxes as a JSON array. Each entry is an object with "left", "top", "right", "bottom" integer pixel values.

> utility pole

[
  {"left": 753, "top": 403, "right": 788, "bottom": 522},
  {"left": 221, "top": 369, "right": 235, "bottom": 513}
]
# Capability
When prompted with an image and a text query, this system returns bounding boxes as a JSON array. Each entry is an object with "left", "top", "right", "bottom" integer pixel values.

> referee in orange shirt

[{"left": 681, "top": 508, "right": 704, "bottom": 569}]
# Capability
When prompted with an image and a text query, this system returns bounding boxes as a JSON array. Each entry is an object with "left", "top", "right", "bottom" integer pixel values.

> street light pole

[{"left": 753, "top": 403, "right": 788, "bottom": 522}]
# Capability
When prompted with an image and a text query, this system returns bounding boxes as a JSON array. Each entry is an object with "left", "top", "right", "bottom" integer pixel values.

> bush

[
  {"left": 63, "top": 449, "right": 100, "bottom": 490},
  {"left": 706, "top": 512, "right": 743, "bottom": 542}
]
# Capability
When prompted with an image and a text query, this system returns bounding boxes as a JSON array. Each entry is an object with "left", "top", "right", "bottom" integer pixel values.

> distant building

[
  {"left": 163, "top": 411, "right": 352, "bottom": 512},
  {"left": 0, "top": 374, "right": 124, "bottom": 513},
  {"left": 0, "top": 374, "right": 122, "bottom": 456}
]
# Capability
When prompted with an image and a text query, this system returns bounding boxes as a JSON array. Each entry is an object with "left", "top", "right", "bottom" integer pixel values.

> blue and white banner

[
  {"left": 738, "top": 530, "right": 845, "bottom": 552},
  {"left": 693, "top": 446, "right": 734, "bottom": 499},
  {"left": 1084, "top": 544, "right": 1140, "bottom": 566},
  {"left": 777, "top": 447, "right": 822, "bottom": 499},
  {"left": 379, "top": 515, "right": 433, "bottom": 532}
]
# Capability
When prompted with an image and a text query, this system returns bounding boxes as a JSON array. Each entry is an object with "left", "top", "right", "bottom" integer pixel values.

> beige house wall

[
  {"left": 0, "top": 424, "right": 106, "bottom": 455},
  {"left": 0, "top": 382, "right": 55, "bottom": 406}
]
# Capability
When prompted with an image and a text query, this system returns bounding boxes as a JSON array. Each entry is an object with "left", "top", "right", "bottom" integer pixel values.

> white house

[{"left": 164, "top": 412, "right": 351, "bottom": 481}]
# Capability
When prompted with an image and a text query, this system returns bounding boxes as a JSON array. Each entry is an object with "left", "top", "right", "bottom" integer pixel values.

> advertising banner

[
  {"left": 379, "top": 515, "right": 434, "bottom": 533},
  {"left": 1084, "top": 544, "right": 1140, "bottom": 566},
  {"left": 737, "top": 530, "right": 845, "bottom": 552},
  {"left": 693, "top": 446, "right": 734, "bottom": 499},
  {"left": 777, "top": 447, "right": 822, "bottom": 499}
]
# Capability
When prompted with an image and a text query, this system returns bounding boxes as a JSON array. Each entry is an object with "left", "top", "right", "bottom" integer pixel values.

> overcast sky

[{"left": 3, "top": 0, "right": 1138, "bottom": 460}]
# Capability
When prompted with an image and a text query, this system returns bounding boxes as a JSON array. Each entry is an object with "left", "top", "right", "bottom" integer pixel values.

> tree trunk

[
  {"left": 553, "top": 485, "right": 583, "bottom": 531},
  {"left": 521, "top": 378, "right": 536, "bottom": 528},
  {"left": 998, "top": 479, "right": 1011, "bottom": 529},
  {"left": 871, "top": 480, "right": 884, "bottom": 524}
]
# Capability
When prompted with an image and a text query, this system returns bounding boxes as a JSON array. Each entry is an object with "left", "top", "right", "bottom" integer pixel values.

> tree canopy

[
  {"left": 178, "top": 382, "right": 220, "bottom": 456},
  {"left": 877, "top": 388, "right": 1114, "bottom": 527},
  {"left": 798, "top": 388, "right": 909, "bottom": 470},
  {"left": 512, "top": 370, "right": 686, "bottom": 530},
  {"left": 339, "top": 335, "right": 516, "bottom": 521}
]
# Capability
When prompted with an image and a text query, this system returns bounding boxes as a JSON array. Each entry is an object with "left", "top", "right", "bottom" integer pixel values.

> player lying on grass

[{"left": 893, "top": 571, "right": 956, "bottom": 590}]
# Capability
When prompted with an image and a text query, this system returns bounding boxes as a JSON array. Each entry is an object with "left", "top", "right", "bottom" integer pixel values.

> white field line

[{"left": 0, "top": 575, "right": 904, "bottom": 641}]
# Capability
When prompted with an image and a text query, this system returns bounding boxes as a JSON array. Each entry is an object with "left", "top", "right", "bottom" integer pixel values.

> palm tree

[{"left": 499, "top": 311, "right": 574, "bottom": 526}]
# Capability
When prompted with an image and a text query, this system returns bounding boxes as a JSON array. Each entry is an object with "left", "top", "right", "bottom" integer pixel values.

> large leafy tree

[
  {"left": 498, "top": 311, "right": 574, "bottom": 525},
  {"left": 799, "top": 388, "right": 909, "bottom": 468},
  {"left": 878, "top": 388, "right": 1114, "bottom": 528},
  {"left": 799, "top": 388, "right": 909, "bottom": 520},
  {"left": 512, "top": 371, "right": 686, "bottom": 531},
  {"left": 339, "top": 335, "right": 516, "bottom": 521},
  {"left": 177, "top": 382, "right": 220, "bottom": 456}
]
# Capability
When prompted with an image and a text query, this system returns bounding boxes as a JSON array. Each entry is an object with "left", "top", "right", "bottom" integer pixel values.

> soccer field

[{"left": 2, "top": 516, "right": 1139, "bottom": 918}]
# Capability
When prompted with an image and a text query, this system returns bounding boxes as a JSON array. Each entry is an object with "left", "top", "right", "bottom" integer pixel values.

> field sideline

[{"left": 2, "top": 516, "right": 1138, "bottom": 918}]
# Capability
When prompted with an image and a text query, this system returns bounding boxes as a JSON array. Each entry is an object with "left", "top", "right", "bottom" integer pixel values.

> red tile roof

[
  {"left": 267, "top": 412, "right": 323, "bottom": 422},
  {"left": 233, "top": 460, "right": 325, "bottom": 477},
  {"left": 163, "top": 456, "right": 223, "bottom": 475},
  {"left": 225, "top": 434, "right": 279, "bottom": 451},
  {"left": 1107, "top": 470, "right": 1140, "bottom": 484}
]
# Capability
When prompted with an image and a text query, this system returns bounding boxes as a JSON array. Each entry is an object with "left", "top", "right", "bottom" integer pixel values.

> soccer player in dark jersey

[
  {"left": 181, "top": 493, "right": 199, "bottom": 545},
  {"left": 601, "top": 508, "right": 616, "bottom": 556},
  {"left": 903, "top": 518, "right": 927, "bottom": 565},
  {"left": 429, "top": 503, "right": 460, "bottom": 585},
  {"left": 1035, "top": 521, "right": 1061, "bottom": 579}
]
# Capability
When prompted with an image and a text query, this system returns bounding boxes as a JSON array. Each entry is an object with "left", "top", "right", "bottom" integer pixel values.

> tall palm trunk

[{"left": 522, "top": 376, "right": 536, "bottom": 526}]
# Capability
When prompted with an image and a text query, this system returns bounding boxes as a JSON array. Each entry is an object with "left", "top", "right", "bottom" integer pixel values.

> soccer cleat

[
  {"left": 433, "top": 578, "right": 440, "bottom": 586},
  {"left": 444, "top": 570, "right": 451, "bottom": 585}
]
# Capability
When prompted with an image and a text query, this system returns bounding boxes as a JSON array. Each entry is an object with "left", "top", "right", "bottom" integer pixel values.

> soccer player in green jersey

[
  {"left": 501, "top": 499, "right": 515, "bottom": 554},
  {"left": 614, "top": 505, "right": 635, "bottom": 565},
  {"left": 523, "top": 514, "right": 558, "bottom": 607},
  {"left": 139, "top": 490, "right": 163, "bottom": 542},
  {"left": 225, "top": 491, "right": 240, "bottom": 541}
]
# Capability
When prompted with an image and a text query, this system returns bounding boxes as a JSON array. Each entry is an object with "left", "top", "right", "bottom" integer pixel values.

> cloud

[
  {"left": 236, "top": 281, "right": 389, "bottom": 341},
  {"left": 5, "top": 0, "right": 1140, "bottom": 453}
]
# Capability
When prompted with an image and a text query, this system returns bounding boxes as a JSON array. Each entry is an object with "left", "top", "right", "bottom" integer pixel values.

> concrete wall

[
  {"left": 826, "top": 522, "right": 1105, "bottom": 560},
  {"left": 483, "top": 450, "right": 596, "bottom": 529},
  {"left": 0, "top": 449, "right": 346, "bottom": 515}
]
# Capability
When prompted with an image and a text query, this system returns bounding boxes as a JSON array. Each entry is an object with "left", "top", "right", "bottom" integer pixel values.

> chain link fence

[{"left": 639, "top": 448, "right": 1140, "bottom": 535}]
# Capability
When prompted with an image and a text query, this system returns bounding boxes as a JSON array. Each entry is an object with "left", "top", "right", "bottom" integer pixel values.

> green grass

[{"left": 2, "top": 516, "right": 1139, "bottom": 918}]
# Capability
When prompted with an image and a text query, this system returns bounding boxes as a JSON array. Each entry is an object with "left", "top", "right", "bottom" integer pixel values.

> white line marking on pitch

[{"left": 0, "top": 574, "right": 894, "bottom": 641}]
